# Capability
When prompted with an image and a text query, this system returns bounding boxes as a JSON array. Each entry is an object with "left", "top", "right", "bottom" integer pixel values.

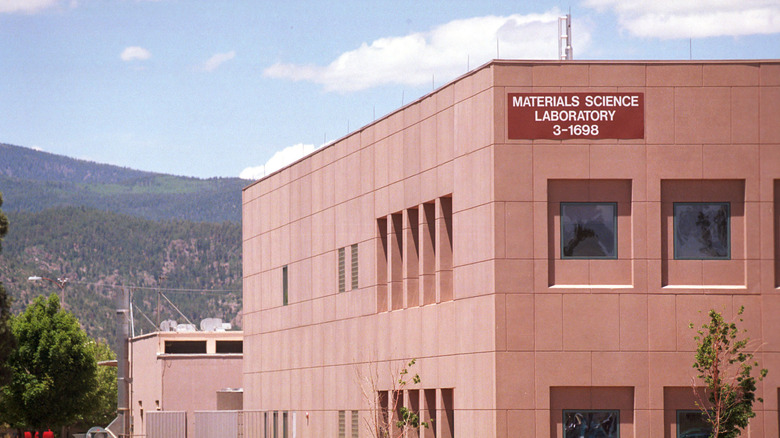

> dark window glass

[
  {"left": 563, "top": 410, "right": 619, "bottom": 438},
  {"left": 673, "top": 202, "right": 730, "bottom": 259},
  {"left": 164, "top": 340, "right": 207, "bottom": 354},
  {"left": 561, "top": 203, "right": 617, "bottom": 259},
  {"left": 282, "top": 265, "right": 288, "bottom": 306},
  {"left": 677, "top": 410, "right": 712, "bottom": 438},
  {"left": 215, "top": 340, "right": 243, "bottom": 354}
]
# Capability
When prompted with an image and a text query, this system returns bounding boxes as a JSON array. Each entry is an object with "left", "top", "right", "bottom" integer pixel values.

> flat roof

[{"left": 242, "top": 58, "right": 780, "bottom": 191}]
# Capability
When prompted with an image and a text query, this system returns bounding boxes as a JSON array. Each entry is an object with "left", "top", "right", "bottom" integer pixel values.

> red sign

[{"left": 507, "top": 93, "right": 644, "bottom": 140}]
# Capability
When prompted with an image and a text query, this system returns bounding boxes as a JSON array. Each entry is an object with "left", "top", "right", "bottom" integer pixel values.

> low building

[
  {"left": 129, "top": 330, "right": 243, "bottom": 437},
  {"left": 242, "top": 60, "right": 780, "bottom": 437}
]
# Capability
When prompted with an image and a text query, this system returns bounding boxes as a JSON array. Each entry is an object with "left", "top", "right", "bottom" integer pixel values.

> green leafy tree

[
  {"left": 0, "top": 191, "right": 14, "bottom": 387},
  {"left": 75, "top": 340, "right": 117, "bottom": 429},
  {"left": 0, "top": 294, "right": 98, "bottom": 432},
  {"left": 690, "top": 307, "right": 768, "bottom": 438}
]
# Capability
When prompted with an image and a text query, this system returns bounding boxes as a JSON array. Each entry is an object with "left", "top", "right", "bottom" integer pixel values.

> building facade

[
  {"left": 242, "top": 60, "right": 780, "bottom": 437},
  {"left": 129, "top": 331, "right": 243, "bottom": 436}
]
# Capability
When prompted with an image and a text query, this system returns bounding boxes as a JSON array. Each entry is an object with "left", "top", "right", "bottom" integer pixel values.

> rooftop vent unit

[
  {"left": 159, "top": 320, "right": 178, "bottom": 332},
  {"left": 200, "top": 318, "right": 232, "bottom": 332},
  {"left": 174, "top": 323, "right": 196, "bottom": 332}
]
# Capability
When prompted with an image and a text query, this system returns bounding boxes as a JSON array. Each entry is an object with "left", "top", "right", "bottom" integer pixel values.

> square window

[
  {"left": 563, "top": 410, "right": 619, "bottom": 438},
  {"left": 673, "top": 202, "right": 730, "bottom": 260},
  {"left": 676, "top": 410, "right": 712, "bottom": 438},
  {"left": 561, "top": 203, "right": 617, "bottom": 259}
]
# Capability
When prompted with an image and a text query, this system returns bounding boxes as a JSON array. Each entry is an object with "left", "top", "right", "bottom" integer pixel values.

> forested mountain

[
  {"left": 0, "top": 143, "right": 247, "bottom": 341},
  {"left": 0, "top": 143, "right": 246, "bottom": 223},
  {"left": 0, "top": 207, "right": 242, "bottom": 341}
]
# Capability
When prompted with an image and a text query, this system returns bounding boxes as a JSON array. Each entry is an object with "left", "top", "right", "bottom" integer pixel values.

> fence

[{"left": 144, "top": 411, "right": 273, "bottom": 438}]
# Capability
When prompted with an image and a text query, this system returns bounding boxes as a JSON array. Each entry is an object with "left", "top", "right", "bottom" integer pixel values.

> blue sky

[{"left": 1, "top": 0, "right": 778, "bottom": 179}]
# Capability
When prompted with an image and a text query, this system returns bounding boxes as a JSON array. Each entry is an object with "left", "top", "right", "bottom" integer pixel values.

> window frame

[
  {"left": 673, "top": 202, "right": 731, "bottom": 260},
  {"left": 560, "top": 202, "right": 618, "bottom": 260},
  {"left": 562, "top": 409, "right": 620, "bottom": 438}
]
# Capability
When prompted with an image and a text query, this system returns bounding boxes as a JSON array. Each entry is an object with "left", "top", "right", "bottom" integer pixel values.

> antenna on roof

[{"left": 558, "top": 9, "right": 573, "bottom": 60}]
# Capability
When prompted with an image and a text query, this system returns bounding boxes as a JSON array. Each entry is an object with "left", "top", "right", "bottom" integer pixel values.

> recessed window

[
  {"left": 215, "top": 340, "right": 243, "bottom": 354},
  {"left": 561, "top": 203, "right": 617, "bottom": 259},
  {"left": 338, "top": 410, "right": 346, "bottom": 438},
  {"left": 338, "top": 247, "right": 346, "bottom": 293},
  {"left": 677, "top": 410, "right": 711, "bottom": 438},
  {"left": 282, "top": 265, "right": 288, "bottom": 306},
  {"left": 164, "top": 340, "right": 207, "bottom": 354},
  {"left": 351, "top": 243, "right": 359, "bottom": 290},
  {"left": 351, "top": 410, "right": 359, "bottom": 438},
  {"left": 563, "top": 410, "right": 619, "bottom": 438},
  {"left": 673, "top": 202, "right": 730, "bottom": 260}
]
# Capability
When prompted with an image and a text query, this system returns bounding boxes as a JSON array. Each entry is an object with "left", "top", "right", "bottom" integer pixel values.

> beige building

[
  {"left": 242, "top": 60, "right": 780, "bottom": 437},
  {"left": 129, "top": 330, "right": 243, "bottom": 436}
]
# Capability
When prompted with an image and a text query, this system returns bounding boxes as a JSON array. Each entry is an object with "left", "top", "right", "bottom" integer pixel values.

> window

[
  {"left": 338, "top": 247, "right": 346, "bottom": 293},
  {"left": 441, "top": 388, "right": 454, "bottom": 438},
  {"left": 282, "top": 411, "right": 289, "bottom": 438},
  {"left": 351, "top": 243, "right": 359, "bottom": 290},
  {"left": 424, "top": 389, "right": 437, "bottom": 436},
  {"left": 351, "top": 410, "right": 359, "bottom": 438},
  {"left": 561, "top": 203, "right": 617, "bottom": 259},
  {"left": 677, "top": 410, "right": 711, "bottom": 438},
  {"left": 673, "top": 202, "right": 730, "bottom": 260},
  {"left": 338, "top": 410, "right": 346, "bottom": 438},
  {"left": 215, "top": 340, "right": 242, "bottom": 354},
  {"left": 282, "top": 265, "right": 288, "bottom": 306},
  {"left": 563, "top": 410, "right": 619, "bottom": 438},
  {"left": 164, "top": 341, "right": 206, "bottom": 354}
]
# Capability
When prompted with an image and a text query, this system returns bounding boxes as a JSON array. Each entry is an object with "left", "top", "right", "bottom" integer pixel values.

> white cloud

[
  {"left": 202, "top": 51, "right": 236, "bottom": 72},
  {"left": 239, "top": 143, "right": 318, "bottom": 180},
  {"left": 264, "top": 11, "right": 580, "bottom": 92},
  {"left": 0, "top": 0, "right": 59, "bottom": 13},
  {"left": 584, "top": 0, "right": 780, "bottom": 38},
  {"left": 121, "top": 46, "right": 151, "bottom": 62}
]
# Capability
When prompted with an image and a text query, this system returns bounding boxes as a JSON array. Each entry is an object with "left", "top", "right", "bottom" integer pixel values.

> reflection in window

[
  {"left": 673, "top": 202, "right": 730, "bottom": 260},
  {"left": 561, "top": 203, "right": 617, "bottom": 259},
  {"left": 563, "top": 410, "right": 619, "bottom": 438},
  {"left": 677, "top": 410, "right": 712, "bottom": 438}
]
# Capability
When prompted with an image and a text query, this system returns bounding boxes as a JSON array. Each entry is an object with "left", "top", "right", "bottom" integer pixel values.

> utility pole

[
  {"left": 111, "top": 286, "right": 131, "bottom": 438},
  {"left": 156, "top": 275, "right": 166, "bottom": 329},
  {"left": 27, "top": 275, "right": 68, "bottom": 307}
]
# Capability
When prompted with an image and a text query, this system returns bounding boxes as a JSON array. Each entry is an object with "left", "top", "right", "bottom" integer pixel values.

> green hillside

[
  {"left": 0, "top": 207, "right": 242, "bottom": 341},
  {"left": 0, "top": 143, "right": 247, "bottom": 223},
  {"left": 0, "top": 142, "right": 249, "bottom": 341}
]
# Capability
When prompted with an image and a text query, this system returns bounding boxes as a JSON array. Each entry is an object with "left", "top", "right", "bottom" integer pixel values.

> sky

[{"left": 1, "top": 0, "right": 778, "bottom": 180}]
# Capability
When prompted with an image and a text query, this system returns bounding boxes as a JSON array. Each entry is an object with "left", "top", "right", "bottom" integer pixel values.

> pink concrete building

[
  {"left": 241, "top": 60, "right": 780, "bottom": 437},
  {"left": 129, "top": 331, "right": 243, "bottom": 436}
]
